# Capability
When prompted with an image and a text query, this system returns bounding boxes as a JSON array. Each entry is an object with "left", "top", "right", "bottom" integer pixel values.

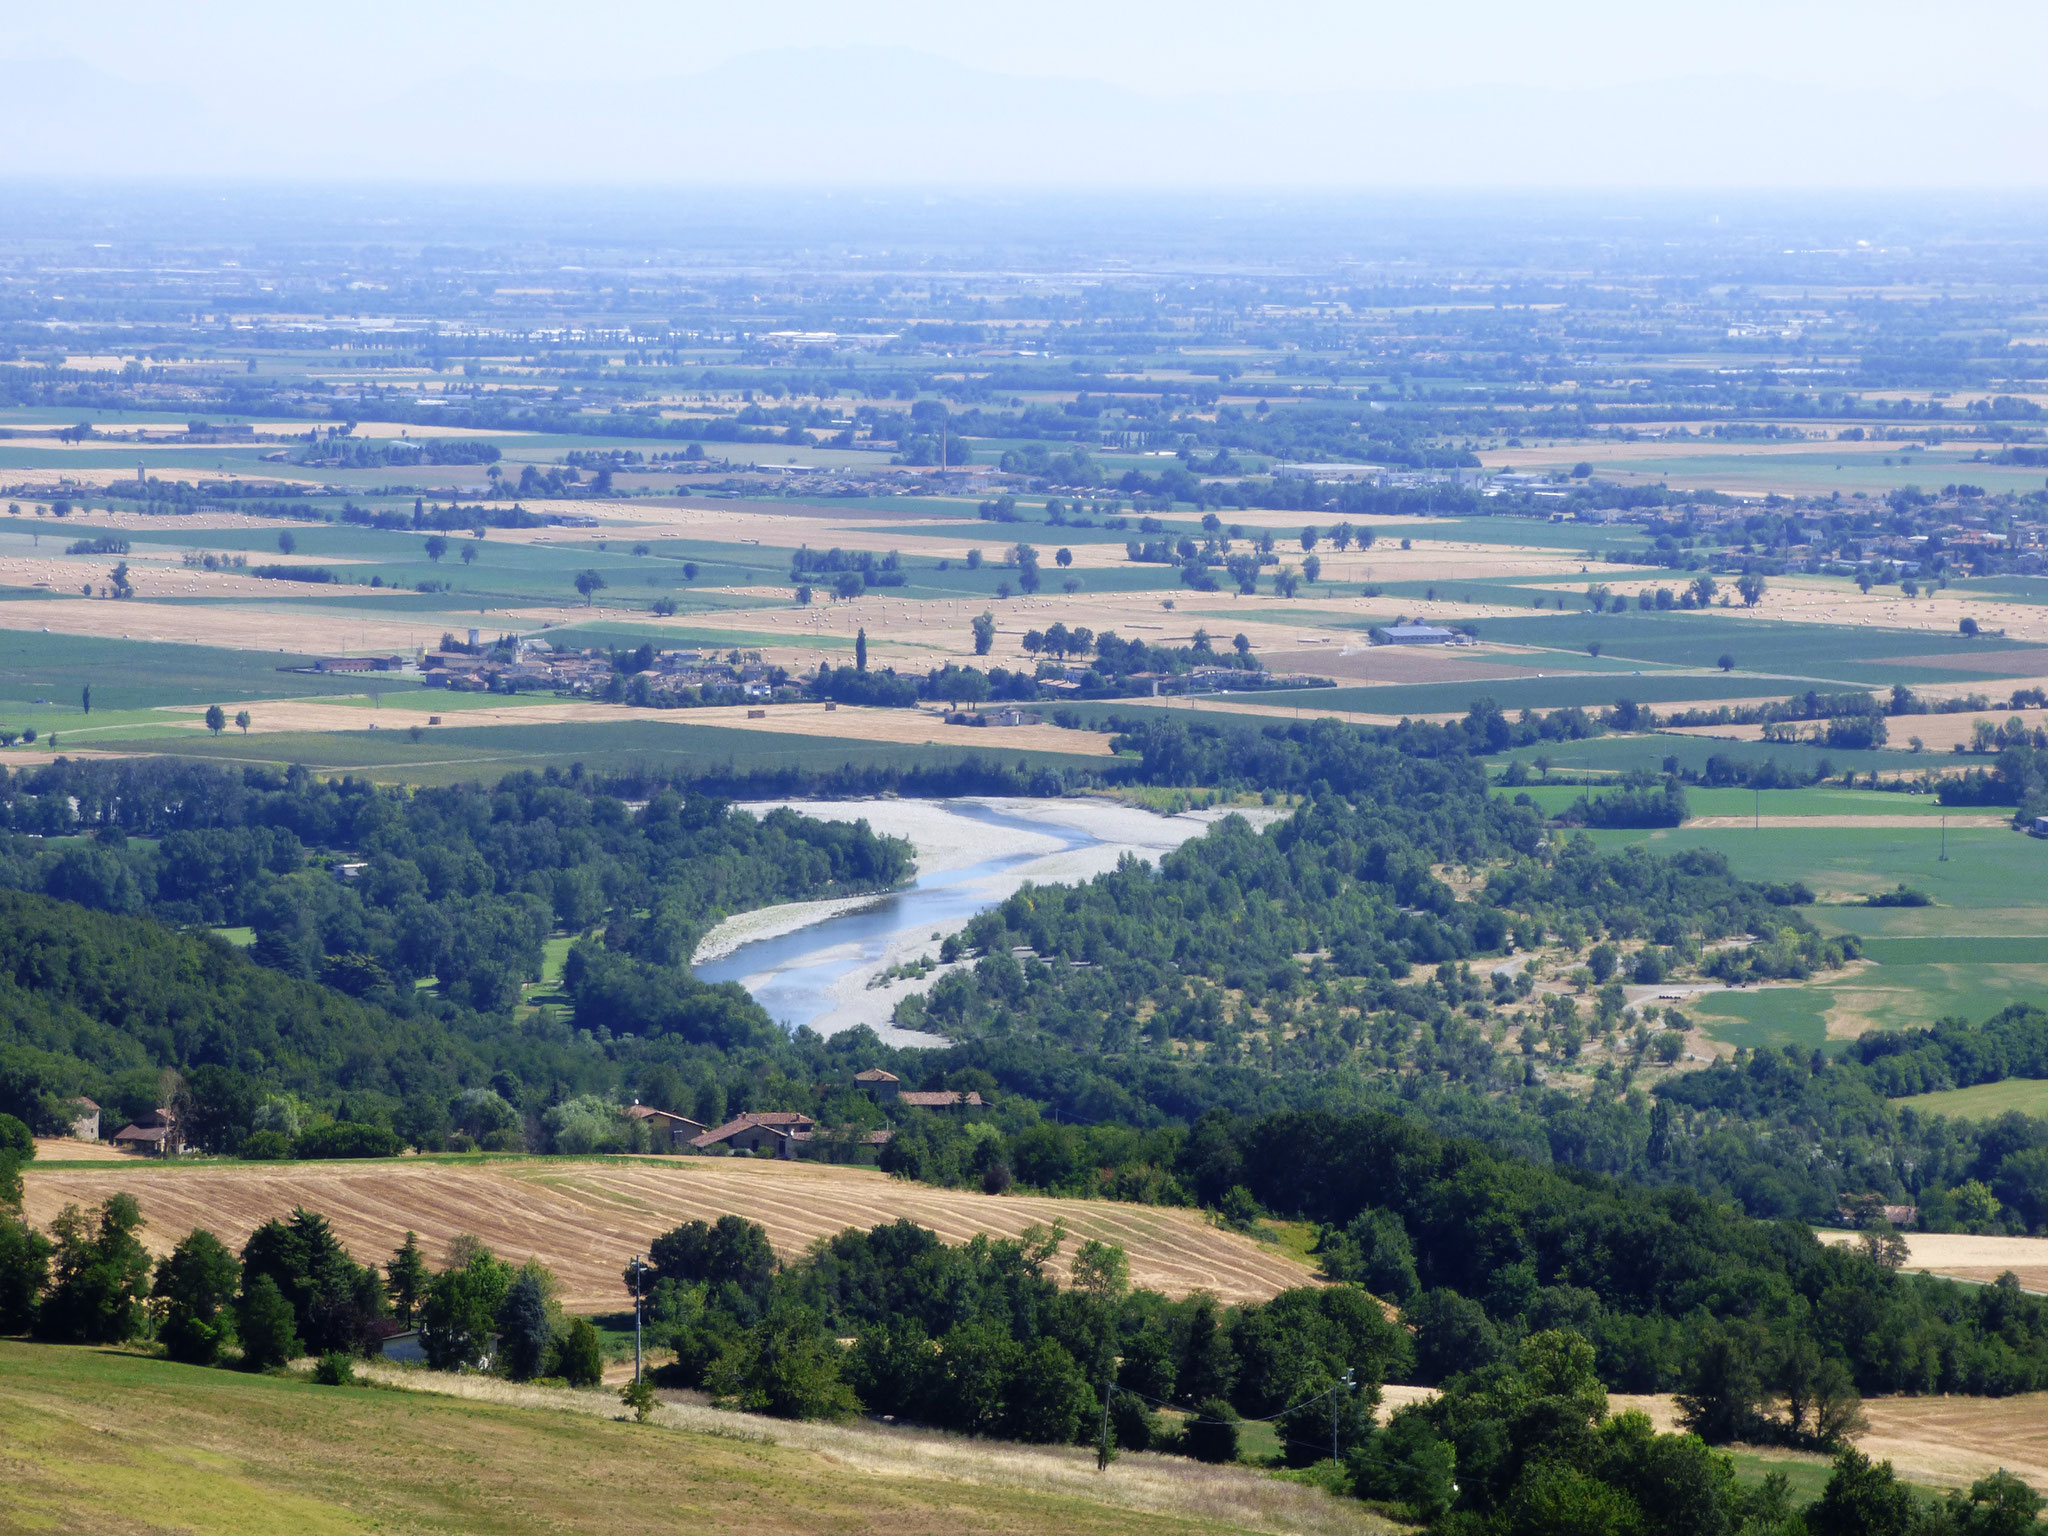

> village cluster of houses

[{"left": 419, "top": 638, "right": 775, "bottom": 699}]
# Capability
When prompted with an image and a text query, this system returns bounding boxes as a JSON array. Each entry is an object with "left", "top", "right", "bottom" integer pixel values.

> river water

[{"left": 693, "top": 802, "right": 1101, "bottom": 1038}]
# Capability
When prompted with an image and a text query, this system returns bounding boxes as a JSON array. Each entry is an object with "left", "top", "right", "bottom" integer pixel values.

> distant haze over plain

[{"left": 4, "top": 0, "right": 2046, "bottom": 188}]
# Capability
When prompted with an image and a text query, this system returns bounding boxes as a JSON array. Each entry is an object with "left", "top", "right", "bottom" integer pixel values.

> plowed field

[{"left": 20, "top": 1155, "right": 1314, "bottom": 1309}]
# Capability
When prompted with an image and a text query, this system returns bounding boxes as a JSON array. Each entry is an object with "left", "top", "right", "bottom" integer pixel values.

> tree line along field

[{"left": 18, "top": 1155, "right": 1316, "bottom": 1309}]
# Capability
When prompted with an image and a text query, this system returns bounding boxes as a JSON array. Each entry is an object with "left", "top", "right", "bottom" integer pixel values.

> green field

[
  {"left": 1496, "top": 783, "right": 1961, "bottom": 819},
  {"left": 1491, "top": 732, "right": 1923, "bottom": 780},
  {"left": 0, "top": 630, "right": 421, "bottom": 713},
  {"left": 1893, "top": 1079, "right": 2048, "bottom": 1120},
  {"left": 0, "top": 1341, "right": 1261, "bottom": 1536},
  {"left": 1592, "top": 824, "right": 2045, "bottom": 907},
  {"left": 1586, "top": 818, "right": 2048, "bottom": 1048},
  {"left": 1465, "top": 612, "right": 2047, "bottom": 685},
  {"left": 1253, "top": 672, "right": 1802, "bottom": 717}
]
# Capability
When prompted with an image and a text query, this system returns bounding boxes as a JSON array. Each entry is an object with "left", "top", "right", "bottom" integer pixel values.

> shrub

[
  {"left": 1184, "top": 1397, "right": 1241, "bottom": 1463},
  {"left": 555, "top": 1316, "right": 605, "bottom": 1387},
  {"left": 239, "top": 1130, "right": 292, "bottom": 1161},
  {"left": 313, "top": 1351, "right": 356, "bottom": 1386},
  {"left": 1110, "top": 1391, "right": 1158, "bottom": 1451},
  {"left": 292, "top": 1122, "right": 402, "bottom": 1160},
  {"left": 620, "top": 1378, "right": 656, "bottom": 1422}
]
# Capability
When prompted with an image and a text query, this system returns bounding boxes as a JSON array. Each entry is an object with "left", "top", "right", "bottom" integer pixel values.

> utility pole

[
  {"left": 1333, "top": 1369, "right": 1355, "bottom": 1464},
  {"left": 1940, "top": 812, "right": 1949, "bottom": 863},
  {"left": 1753, "top": 784, "right": 1760, "bottom": 830},
  {"left": 631, "top": 1253, "right": 645, "bottom": 1385},
  {"left": 1097, "top": 1373, "right": 1114, "bottom": 1470}
]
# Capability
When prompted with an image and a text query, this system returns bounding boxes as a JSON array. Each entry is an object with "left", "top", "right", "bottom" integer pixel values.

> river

[{"left": 692, "top": 796, "right": 1280, "bottom": 1046}]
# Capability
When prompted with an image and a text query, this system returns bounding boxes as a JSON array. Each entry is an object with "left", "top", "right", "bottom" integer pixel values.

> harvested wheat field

[
  {"left": 20, "top": 1156, "right": 1315, "bottom": 1309},
  {"left": 29, "top": 1137, "right": 134, "bottom": 1162},
  {"left": 1813, "top": 1229, "right": 2048, "bottom": 1293},
  {"left": 156, "top": 696, "right": 1118, "bottom": 757},
  {"left": 1667, "top": 713, "right": 2048, "bottom": 755}
]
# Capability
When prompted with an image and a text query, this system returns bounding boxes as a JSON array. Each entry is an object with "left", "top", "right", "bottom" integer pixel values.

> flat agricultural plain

[{"left": 19, "top": 1154, "right": 1316, "bottom": 1309}]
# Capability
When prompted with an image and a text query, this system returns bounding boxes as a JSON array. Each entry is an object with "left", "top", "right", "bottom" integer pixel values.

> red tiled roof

[
  {"left": 854, "top": 1068, "right": 899, "bottom": 1083},
  {"left": 688, "top": 1111, "right": 816, "bottom": 1148},
  {"left": 896, "top": 1090, "right": 985, "bottom": 1108}
]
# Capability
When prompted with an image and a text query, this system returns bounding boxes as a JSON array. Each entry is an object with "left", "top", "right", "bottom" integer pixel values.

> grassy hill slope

[{"left": 0, "top": 1341, "right": 1381, "bottom": 1536}]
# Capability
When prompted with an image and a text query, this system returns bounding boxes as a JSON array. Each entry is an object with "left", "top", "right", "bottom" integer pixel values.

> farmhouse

[
  {"left": 311, "top": 655, "right": 407, "bottom": 674},
  {"left": 690, "top": 1111, "right": 818, "bottom": 1156},
  {"left": 1378, "top": 623, "right": 1466, "bottom": 646},
  {"left": 854, "top": 1070, "right": 984, "bottom": 1110},
  {"left": 624, "top": 1103, "right": 707, "bottom": 1148},
  {"left": 65, "top": 1097, "right": 100, "bottom": 1141},
  {"left": 111, "top": 1107, "right": 183, "bottom": 1157},
  {"left": 900, "top": 1090, "right": 986, "bottom": 1109}
]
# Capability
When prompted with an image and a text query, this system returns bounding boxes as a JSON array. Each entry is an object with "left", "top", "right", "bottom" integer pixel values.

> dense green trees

[
  {"left": 154, "top": 1229, "right": 240, "bottom": 1365},
  {"left": 240, "top": 1208, "right": 386, "bottom": 1358},
  {"left": 637, "top": 1210, "right": 1410, "bottom": 1456},
  {"left": 38, "top": 1194, "right": 152, "bottom": 1344},
  {"left": 419, "top": 1237, "right": 512, "bottom": 1370}
]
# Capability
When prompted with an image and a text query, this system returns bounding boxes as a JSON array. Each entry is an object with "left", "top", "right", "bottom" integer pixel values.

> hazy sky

[
  {"left": 24, "top": 0, "right": 2041, "bottom": 95},
  {"left": 5, "top": 1, "right": 2042, "bottom": 185}
]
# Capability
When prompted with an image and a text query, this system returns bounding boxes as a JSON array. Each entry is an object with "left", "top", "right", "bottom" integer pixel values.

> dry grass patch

[
  {"left": 21, "top": 1155, "right": 1316, "bottom": 1309},
  {"left": 358, "top": 1362, "right": 1393, "bottom": 1536},
  {"left": 0, "top": 1340, "right": 1381, "bottom": 1536}
]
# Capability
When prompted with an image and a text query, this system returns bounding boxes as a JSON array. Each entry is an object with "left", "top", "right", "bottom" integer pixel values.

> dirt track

[{"left": 20, "top": 1155, "right": 1315, "bottom": 1309}]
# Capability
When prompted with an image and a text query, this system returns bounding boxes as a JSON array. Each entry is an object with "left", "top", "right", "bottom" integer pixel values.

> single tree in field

[
  {"left": 496, "top": 1268, "right": 554, "bottom": 1382},
  {"left": 385, "top": 1232, "right": 429, "bottom": 1327},
  {"left": 574, "top": 570, "right": 607, "bottom": 605},
  {"left": 1961, "top": 616, "right": 1980, "bottom": 637},
  {"left": 1303, "top": 554, "right": 1322, "bottom": 583},
  {"left": 1300, "top": 526, "right": 1319, "bottom": 552},
  {"left": 1718, "top": 654, "right": 1736, "bottom": 672},
  {"left": 424, "top": 535, "right": 448, "bottom": 563},
  {"left": 1736, "top": 571, "right": 1767, "bottom": 607},
  {"left": 80, "top": 684, "right": 90, "bottom": 715},
  {"left": 1055, "top": 547, "right": 1072, "bottom": 567},
  {"left": 461, "top": 544, "right": 477, "bottom": 565},
  {"left": 204, "top": 704, "right": 226, "bottom": 736},
  {"left": 234, "top": 710, "right": 251, "bottom": 734},
  {"left": 971, "top": 611, "right": 995, "bottom": 655},
  {"left": 855, "top": 629, "right": 868, "bottom": 673},
  {"left": 277, "top": 530, "right": 296, "bottom": 555},
  {"left": 237, "top": 1273, "right": 300, "bottom": 1370}
]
